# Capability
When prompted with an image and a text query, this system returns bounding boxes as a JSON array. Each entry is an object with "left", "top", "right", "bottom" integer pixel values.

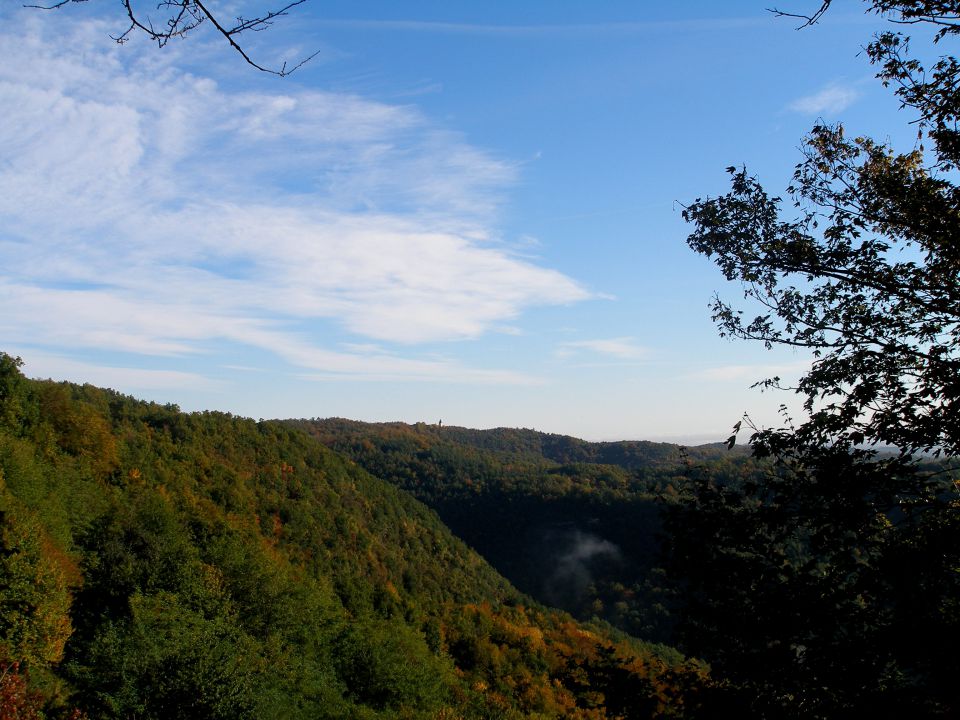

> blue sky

[{"left": 0, "top": 1, "right": 923, "bottom": 441}]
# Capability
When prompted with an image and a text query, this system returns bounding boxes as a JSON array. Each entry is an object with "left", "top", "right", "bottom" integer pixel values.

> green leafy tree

[
  {"left": 334, "top": 617, "right": 454, "bottom": 715},
  {"left": 0, "top": 355, "right": 30, "bottom": 435},
  {"left": 73, "top": 590, "right": 259, "bottom": 720},
  {"left": 671, "top": 1, "right": 960, "bottom": 716},
  {"left": 0, "top": 491, "right": 75, "bottom": 672}
]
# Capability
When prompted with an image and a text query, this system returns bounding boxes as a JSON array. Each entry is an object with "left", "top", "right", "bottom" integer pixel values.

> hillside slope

[
  {"left": 0, "top": 354, "right": 710, "bottom": 719},
  {"left": 295, "top": 419, "right": 752, "bottom": 642}
]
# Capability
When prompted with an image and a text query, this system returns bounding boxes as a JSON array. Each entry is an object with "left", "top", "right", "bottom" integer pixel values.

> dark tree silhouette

[{"left": 669, "top": 1, "right": 960, "bottom": 716}]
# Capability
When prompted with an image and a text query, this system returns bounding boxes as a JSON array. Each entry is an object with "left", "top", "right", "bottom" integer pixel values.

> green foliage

[
  {"left": 0, "top": 355, "right": 28, "bottom": 433},
  {"left": 0, "top": 493, "right": 75, "bottom": 672},
  {"left": 35, "top": 382, "right": 119, "bottom": 481},
  {"left": 297, "top": 418, "right": 753, "bottom": 644},
  {"left": 335, "top": 616, "right": 453, "bottom": 713},
  {"left": 0, "top": 357, "right": 709, "bottom": 718},
  {"left": 76, "top": 591, "right": 259, "bottom": 720}
]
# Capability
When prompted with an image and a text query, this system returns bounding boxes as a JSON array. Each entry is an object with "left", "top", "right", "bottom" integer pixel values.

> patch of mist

[{"left": 541, "top": 528, "right": 622, "bottom": 610}]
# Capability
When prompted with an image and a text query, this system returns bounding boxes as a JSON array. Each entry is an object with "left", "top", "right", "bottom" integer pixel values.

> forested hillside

[
  {"left": 295, "top": 418, "right": 753, "bottom": 642},
  {"left": 295, "top": 415, "right": 960, "bottom": 717},
  {"left": 0, "top": 354, "right": 711, "bottom": 719}
]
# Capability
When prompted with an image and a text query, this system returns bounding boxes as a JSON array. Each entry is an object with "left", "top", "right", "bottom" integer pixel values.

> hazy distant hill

[
  {"left": 431, "top": 424, "right": 736, "bottom": 468},
  {"left": 308, "top": 419, "right": 736, "bottom": 469}
]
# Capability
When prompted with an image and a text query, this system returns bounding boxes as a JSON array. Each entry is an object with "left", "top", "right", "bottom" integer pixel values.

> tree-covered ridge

[
  {"left": 0, "top": 354, "right": 709, "bottom": 718},
  {"left": 295, "top": 418, "right": 755, "bottom": 643},
  {"left": 434, "top": 425, "right": 735, "bottom": 470},
  {"left": 298, "top": 418, "right": 745, "bottom": 502}
]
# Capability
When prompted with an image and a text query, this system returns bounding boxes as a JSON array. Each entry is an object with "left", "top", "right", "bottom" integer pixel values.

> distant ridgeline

[
  {"left": 293, "top": 419, "right": 753, "bottom": 643},
  {"left": 0, "top": 353, "right": 714, "bottom": 719}
]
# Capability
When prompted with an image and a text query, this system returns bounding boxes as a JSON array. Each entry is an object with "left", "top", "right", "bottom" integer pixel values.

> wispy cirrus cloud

[
  {"left": 788, "top": 81, "right": 860, "bottom": 115},
  {"left": 0, "top": 17, "right": 589, "bottom": 384},
  {"left": 557, "top": 337, "right": 648, "bottom": 361},
  {"left": 17, "top": 351, "right": 214, "bottom": 392},
  {"left": 307, "top": 17, "right": 767, "bottom": 37},
  {"left": 688, "top": 360, "right": 812, "bottom": 383}
]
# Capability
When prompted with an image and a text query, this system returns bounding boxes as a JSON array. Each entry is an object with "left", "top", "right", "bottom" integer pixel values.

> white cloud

[
  {"left": 18, "top": 352, "right": 213, "bottom": 392},
  {"left": 788, "top": 82, "right": 860, "bottom": 115},
  {"left": 0, "top": 18, "right": 590, "bottom": 383},
  {"left": 558, "top": 337, "right": 647, "bottom": 360}
]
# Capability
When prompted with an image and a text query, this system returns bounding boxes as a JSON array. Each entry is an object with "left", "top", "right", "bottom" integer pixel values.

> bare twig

[
  {"left": 23, "top": 0, "right": 317, "bottom": 76},
  {"left": 767, "top": 1, "right": 833, "bottom": 28},
  {"left": 23, "top": 0, "right": 75, "bottom": 8}
]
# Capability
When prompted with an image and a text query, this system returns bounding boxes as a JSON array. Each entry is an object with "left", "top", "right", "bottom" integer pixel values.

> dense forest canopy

[
  {"left": 0, "top": 354, "right": 715, "bottom": 719},
  {"left": 2, "top": 348, "right": 956, "bottom": 717},
  {"left": 296, "top": 418, "right": 752, "bottom": 643}
]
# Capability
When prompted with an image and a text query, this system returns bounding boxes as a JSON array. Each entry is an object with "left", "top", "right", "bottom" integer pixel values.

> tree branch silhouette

[{"left": 23, "top": 0, "right": 319, "bottom": 76}]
